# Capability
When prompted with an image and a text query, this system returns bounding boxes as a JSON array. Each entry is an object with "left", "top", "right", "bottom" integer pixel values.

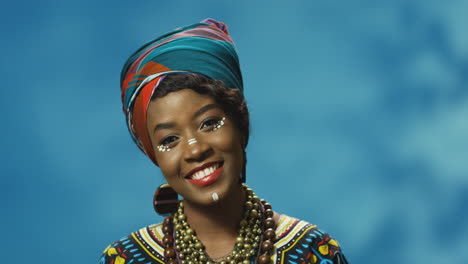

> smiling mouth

[{"left": 185, "top": 161, "right": 224, "bottom": 186}]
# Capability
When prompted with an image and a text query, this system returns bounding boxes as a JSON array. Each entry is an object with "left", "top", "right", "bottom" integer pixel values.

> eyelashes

[
  {"left": 201, "top": 117, "right": 225, "bottom": 131},
  {"left": 157, "top": 135, "right": 178, "bottom": 152},
  {"left": 156, "top": 117, "right": 226, "bottom": 153}
]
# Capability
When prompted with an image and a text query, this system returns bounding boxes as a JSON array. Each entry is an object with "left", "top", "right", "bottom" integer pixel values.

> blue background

[{"left": 2, "top": 0, "right": 468, "bottom": 263}]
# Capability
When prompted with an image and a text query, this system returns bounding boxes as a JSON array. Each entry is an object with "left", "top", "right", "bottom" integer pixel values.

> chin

[{"left": 184, "top": 180, "right": 239, "bottom": 207}]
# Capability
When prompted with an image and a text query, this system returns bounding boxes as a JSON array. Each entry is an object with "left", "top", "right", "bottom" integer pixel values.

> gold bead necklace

[{"left": 162, "top": 185, "right": 276, "bottom": 264}]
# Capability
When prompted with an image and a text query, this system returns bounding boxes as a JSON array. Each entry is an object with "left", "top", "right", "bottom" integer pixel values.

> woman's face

[{"left": 146, "top": 89, "right": 244, "bottom": 206}]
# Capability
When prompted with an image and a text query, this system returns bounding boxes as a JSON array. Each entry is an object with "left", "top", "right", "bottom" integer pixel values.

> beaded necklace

[{"left": 162, "top": 185, "right": 276, "bottom": 264}]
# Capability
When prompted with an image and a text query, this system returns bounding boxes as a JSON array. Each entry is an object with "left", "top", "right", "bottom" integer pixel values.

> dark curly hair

[{"left": 151, "top": 73, "right": 250, "bottom": 182}]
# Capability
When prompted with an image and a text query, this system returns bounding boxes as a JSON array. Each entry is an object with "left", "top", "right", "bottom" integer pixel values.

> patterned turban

[{"left": 120, "top": 18, "right": 243, "bottom": 165}]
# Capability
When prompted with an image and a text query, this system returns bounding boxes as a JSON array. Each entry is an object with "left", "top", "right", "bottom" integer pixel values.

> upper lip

[{"left": 184, "top": 161, "right": 223, "bottom": 179}]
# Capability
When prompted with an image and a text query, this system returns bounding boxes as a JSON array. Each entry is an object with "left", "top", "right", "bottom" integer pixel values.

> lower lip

[{"left": 187, "top": 166, "right": 223, "bottom": 186}]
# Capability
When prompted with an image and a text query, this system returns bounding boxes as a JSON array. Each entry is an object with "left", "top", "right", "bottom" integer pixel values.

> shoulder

[
  {"left": 274, "top": 214, "right": 349, "bottom": 264},
  {"left": 98, "top": 223, "right": 166, "bottom": 264}
]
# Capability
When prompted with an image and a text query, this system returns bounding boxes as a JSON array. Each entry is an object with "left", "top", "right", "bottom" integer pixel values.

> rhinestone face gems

[
  {"left": 212, "top": 192, "right": 219, "bottom": 202},
  {"left": 213, "top": 117, "right": 226, "bottom": 131},
  {"left": 157, "top": 145, "right": 171, "bottom": 152},
  {"left": 188, "top": 138, "right": 197, "bottom": 145}
]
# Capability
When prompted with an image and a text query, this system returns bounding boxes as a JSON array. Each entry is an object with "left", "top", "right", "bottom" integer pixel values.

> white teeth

[
  {"left": 192, "top": 170, "right": 205, "bottom": 180},
  {"left": 189, "top": 164, "right": 219, "bottom": 180}
]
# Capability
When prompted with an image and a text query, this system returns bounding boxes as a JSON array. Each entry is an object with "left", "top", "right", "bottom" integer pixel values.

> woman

[{"left": 99, "top": 19, "right": 348, "bottom": 264}]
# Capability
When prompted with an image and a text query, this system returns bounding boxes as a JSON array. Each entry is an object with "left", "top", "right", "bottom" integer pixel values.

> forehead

[{"left": 147, "top": 89, "right": 218, "bottom": 123}]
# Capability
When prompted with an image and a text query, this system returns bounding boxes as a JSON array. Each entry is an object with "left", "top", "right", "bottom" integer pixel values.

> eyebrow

[
  {"left": 154, "top": 122, "right": 176, "bottom": 132},
  {"left": 193, "top": 104, "right": 220, "bottom": 119},
  {"left": 153, "top": 104, "right": 221, "bottom": 133}
]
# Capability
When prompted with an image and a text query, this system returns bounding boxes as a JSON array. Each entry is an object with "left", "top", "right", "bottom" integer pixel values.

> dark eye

[
  {"left": 160, "top": 135, "right": 179, "bottom": 147},
  {"left": 201, "top": 118, "right": 218, "bottom": 129},
  {"left": 200, "top": 117, "right": 225, "bottom": 131}
]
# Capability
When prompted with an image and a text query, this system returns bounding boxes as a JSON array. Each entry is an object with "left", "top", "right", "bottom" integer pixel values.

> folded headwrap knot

[{"left": 120, "top": 18, "right": 243, "bottom": 165}]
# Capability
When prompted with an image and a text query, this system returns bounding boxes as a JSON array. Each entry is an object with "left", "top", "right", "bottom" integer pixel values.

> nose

[{"left": 183, "top": 138, "right": 213, "bottom": 162}]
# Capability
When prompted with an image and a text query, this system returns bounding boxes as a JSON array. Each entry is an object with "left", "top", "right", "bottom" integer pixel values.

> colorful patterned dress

[{"left": 98, "top": 215, "right": 348, "bottom": 264}]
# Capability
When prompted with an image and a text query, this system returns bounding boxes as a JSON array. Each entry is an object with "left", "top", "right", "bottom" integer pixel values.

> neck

[
  {"left": 183, "top": 184, "right": 245, "bottom": 236},
  {"left": 181, "top": 183, "right": 246, "bottom": 259}
]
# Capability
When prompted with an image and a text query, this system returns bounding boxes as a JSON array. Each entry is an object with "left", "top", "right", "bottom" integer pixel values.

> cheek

[
  {"left": 211, "top": 127, "right": 243, "bottom": 152},
  {"left": 157, "top": 151, "right": 183, "bottom": 178},
  {"left": 209, "top": 130, "right": 244, "bottom": 170}
]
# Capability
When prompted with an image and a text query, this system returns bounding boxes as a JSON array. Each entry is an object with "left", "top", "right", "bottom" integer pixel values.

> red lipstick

[{"left": 186, "top": 163, "right": 223, "bottom": 187}]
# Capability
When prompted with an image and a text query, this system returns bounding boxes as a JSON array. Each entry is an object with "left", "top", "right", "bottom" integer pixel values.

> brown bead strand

[
  {"left": 258, "top": 199, "right": 276, "bottom": 264},
  {"left": 162, "top": 216, "right": 178, "bottom": 264}
]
